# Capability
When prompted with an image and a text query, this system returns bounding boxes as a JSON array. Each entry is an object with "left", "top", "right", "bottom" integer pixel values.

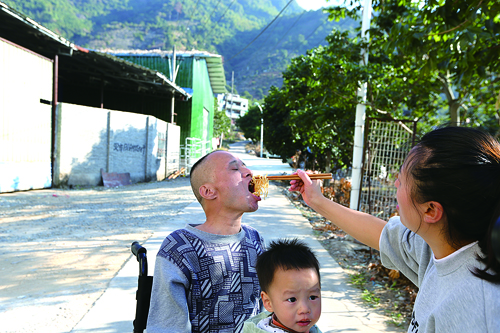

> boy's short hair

[{"left": 256, "top": 238, "right": 320, "bottom": 293}]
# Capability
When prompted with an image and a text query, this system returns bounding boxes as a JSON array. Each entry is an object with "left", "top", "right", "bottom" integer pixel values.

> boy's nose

[{"left": 298, "top": 301, "right": 311, "bottom": 314}]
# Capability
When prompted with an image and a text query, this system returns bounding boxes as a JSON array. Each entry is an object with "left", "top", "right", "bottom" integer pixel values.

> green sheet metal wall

[
  {"left": 117, "top": 54, "right": 214, "bottom": 156},
  {"left": 119, "top": 55, "right": 193, "bottom": 91},
  {"left": 189, "top": 58, "right": 214, "bottom": 150}
]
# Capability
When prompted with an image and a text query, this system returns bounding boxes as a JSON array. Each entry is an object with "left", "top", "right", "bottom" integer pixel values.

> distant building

[{"left": 217, "top": 93, "right": 248, "bottom": 124}]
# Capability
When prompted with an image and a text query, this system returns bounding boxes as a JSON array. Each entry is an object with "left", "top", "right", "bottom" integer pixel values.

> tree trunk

[
  {"left": 449, "top": 100, "right": 460, "bottom": 126},
  {"left": 324, "top": 149, "right": 332, "bottom": 187},
  {"left": 440, "top": 73, "right": 461, "bottom": 126}
]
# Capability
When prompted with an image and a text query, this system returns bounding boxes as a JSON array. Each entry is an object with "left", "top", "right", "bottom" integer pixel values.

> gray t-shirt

[{"left": 380, "top": 216, "right": 500, "bottom": 332}]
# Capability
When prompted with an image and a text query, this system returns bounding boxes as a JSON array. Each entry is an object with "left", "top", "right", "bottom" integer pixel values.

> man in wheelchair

[{"left": 147, "top": 150, "right": 266, "bottom": 333}]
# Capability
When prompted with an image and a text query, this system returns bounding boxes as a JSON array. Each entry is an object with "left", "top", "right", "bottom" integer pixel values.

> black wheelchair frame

[{"left": 131, "top": 241, "right": 153, "bottom": 333}]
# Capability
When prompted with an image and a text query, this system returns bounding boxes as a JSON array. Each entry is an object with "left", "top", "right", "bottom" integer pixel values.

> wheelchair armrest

[{"left": 131, "top": 241, "right": 148, "bottom": 277}]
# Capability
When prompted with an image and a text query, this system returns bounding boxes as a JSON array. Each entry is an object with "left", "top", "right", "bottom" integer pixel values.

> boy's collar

[{"left": 270, "top": 313, "right": 304, "bottom": 333}]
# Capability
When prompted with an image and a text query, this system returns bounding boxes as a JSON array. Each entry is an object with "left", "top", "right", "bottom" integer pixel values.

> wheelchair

[
  {"left": 129, "top": 221, "right": 500, "bottom": 333},
  {"left": 131, "top": 241, "right": 153, "bottom": 333}
]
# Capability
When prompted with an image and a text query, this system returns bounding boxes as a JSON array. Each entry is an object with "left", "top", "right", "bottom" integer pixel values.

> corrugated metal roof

[
  {"left": 103, "top": 49, "right": 227, "bottom": 94},
  {"left": 0, "top": 1, "right": 190, "bottom": 98}
]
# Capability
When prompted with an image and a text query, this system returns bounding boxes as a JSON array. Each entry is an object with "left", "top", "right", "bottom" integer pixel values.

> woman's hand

[{"left": 289, "top": 169, "right": 324, "bottom": 207}]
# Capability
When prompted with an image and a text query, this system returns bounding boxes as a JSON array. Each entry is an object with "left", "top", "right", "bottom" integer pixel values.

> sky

[{"left": 295, "top": 0, "right": 343, "bottom": 11}]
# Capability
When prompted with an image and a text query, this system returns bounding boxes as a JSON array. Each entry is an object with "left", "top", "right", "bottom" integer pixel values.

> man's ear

[
  {"left": 423, "top": 201, "right": 444, "bottom": 224},
  {"left": 199, "top": 184, "right": 217, "bottom": 200},
  {"left": 261, "top": 291, "right": 273, "bottom": 312}
]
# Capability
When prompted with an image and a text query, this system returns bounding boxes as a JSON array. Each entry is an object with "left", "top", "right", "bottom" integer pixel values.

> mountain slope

[{"left": 3, "top": 0, "right": 354, "bottom": 99}]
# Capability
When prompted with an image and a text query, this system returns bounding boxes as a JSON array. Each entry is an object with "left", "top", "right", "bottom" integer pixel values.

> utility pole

[
  {"left": 350, "top": 0, "right": 372, "bottom": 211},
  {"left": 229, "top": 71, "right": 234, "bottom": 125},
  {"left": 255, "top": 102, "right": 263, "bottom": 158},
  {"left": 170, "top": 45, "right": 176, "bottom": 124},
  {"left": 231, "top": 71, "right": 234, "bottom": 94}
]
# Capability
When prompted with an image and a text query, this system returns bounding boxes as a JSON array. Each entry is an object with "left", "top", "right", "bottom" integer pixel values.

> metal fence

[
  {"left": 358, "top": 118, "right": 417, "bottom": 221},
  {"left": 180, "top": 137, "right": 212, "bottom": 173}
]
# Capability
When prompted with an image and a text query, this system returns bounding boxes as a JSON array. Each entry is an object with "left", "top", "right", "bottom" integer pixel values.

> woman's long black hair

[{"left": 404, "top": 126, "right": 500, "bottom": 283}]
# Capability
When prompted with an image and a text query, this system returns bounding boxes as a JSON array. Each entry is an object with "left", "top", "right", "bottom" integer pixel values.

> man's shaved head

[{"left": 190, "top": 151, "right": 217, "bottom": 204}]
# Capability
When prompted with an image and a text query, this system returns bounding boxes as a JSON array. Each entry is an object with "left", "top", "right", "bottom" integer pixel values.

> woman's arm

[{"left": 289, "top": 169, "right": 387, "bottom": 250}]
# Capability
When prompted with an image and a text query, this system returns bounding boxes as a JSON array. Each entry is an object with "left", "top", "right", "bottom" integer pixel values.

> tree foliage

[
  {"left": 213, "top": 99, "right": 231, "bottom": 138},
  {"left": 236, "top": 105, "right": 262, "bottom": 143},
  {"left": 252, "top": 0, "right": 500, "bottom": 172},
  {"left": 329, "top": 0, "right": 500, "bottom": 130},
  {"left": 262, "top": 35, "right": 359, "bottom": 171}
]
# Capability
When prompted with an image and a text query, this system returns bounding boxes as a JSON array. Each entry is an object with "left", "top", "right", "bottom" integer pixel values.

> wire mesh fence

[{"left": 358, "top": 118, "right": 417, "bottom": 221}]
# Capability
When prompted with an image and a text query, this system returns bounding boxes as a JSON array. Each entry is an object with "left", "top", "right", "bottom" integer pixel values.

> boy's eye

[
  {"left": 286, "top": 297, "right": 297, "bottom": 303},
  {"left": 309, "top": 295, "right": 319, "bottom": 300}
]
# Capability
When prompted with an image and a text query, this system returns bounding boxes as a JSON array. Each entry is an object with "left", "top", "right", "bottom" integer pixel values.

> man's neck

[{"left": 196, "top": 216, "right": 243, "bottom": 235}]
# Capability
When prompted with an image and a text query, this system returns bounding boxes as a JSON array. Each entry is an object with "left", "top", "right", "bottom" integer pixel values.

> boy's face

[{"left": 261, "top": 267, "right": 321, "bottom": 333}]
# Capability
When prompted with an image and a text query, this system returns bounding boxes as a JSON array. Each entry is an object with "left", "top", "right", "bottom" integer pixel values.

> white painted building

[{"left": 217, "top": 93, "right": 248, "bottom": 124}]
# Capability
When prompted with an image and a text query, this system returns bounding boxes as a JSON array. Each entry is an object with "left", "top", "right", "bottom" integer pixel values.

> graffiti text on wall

[
  {"left": 113, "top": 143, "right": 146, "bottom": 155},
  {"left": 157, "top": 133, "right": 166, "bottom": 158}
]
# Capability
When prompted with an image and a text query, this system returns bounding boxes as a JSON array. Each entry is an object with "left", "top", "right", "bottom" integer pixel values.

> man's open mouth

[{"left": 248, "top": 179, "right": 255, "bottom": 194}]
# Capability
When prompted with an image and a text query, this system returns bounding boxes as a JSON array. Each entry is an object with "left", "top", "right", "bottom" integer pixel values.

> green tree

[
  {"left": 329, "top": 0, "right": 500, "bottom": 130},
  {"left": 262, "top": 27, "right": 441, "bottom": 171},
  {"left": 236, "top": 105, "right": 262, "bottom": 143},
  {"left": 213, "top": 99, "right": 231, "bottom": 139}
]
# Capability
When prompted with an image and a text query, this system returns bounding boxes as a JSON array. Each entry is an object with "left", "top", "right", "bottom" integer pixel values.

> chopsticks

[{"left": 254, "top": 173, "right": 332, "bottom": 181}]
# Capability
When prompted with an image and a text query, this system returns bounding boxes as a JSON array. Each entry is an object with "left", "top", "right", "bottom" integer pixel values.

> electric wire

[
  {"left": 204, "top": 0, "right": 223, "bottom": 24},
  {"left": 236, "top": 10, "right": 323, "bottom": 68},
  {"left": 187, "top": 0, "right": 202, "bottom": 26},
  {"left": 252, "top": 12, "right": 286, "bottom": 50},
  {"left": 304, "top": 19, "right": 326, "bottom": 41},
  {"left": 204, "top": 0, "right": 238, "bottom": 39},
  {"left": 272, "top": 10, "right": 306, "bottom": 49},
  {"left": 226, "top": 0, "right": 295, "bottom": 61},
  {"left": 231, "top": 9, "right": 288, "bottom": 66}
]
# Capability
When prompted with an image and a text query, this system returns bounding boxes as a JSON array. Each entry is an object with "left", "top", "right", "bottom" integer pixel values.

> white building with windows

[{"left": 217, "top": 93, "right": 248, "bottom": 124}]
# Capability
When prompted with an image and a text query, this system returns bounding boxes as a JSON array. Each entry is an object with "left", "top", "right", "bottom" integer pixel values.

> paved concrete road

[{"left": 72, "top": 142, "right": 403, "bottom": 333}]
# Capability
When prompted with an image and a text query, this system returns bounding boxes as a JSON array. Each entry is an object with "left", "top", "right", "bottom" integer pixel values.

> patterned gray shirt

[{"left": 147, "top": 223, "right": 265, "bottom": 333}]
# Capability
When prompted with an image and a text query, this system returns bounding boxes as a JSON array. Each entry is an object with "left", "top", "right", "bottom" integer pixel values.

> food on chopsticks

[
  {"left": 250, "top": 173, "right": 332, "bottom": 199},
  {"left": 251, "top": 174, "right": 269, "bottom": 199}
]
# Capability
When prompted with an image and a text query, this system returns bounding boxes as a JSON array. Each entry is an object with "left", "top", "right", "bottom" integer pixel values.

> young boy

[{"left": 243, "top": 238, "right": 322, "bottom": 333}]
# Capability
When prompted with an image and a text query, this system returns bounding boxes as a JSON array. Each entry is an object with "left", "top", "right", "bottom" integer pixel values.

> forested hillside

[{"left": 3, "top": 0, "right": 355, "bottom": 99}]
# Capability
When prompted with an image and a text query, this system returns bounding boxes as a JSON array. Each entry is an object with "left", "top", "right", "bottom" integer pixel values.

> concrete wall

[
  {"left": 0, "top": 37, "right": 53, "bottom": 193},
  {"left": 53, "top": 103, "right": 180, "bottom": 187}
]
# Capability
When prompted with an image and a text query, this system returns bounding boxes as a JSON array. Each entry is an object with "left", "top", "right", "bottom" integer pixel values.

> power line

[
  {"left": 187, "top": 0, "right": 202, "bottom": 27},
  {"left": 238, "top": 9, "right": 323, "bottom": 69},
  {"left": 204, "top": 0, "right": 223, "bottom": 24},
  {"left": 253, "top": 11, "right": 286, "bottom": 49},
  {"left": 273, "top": 10, "right": 306, "bottom": 49},
  {"left": 227, "top": 0, "right": 295, "bottom": 61},
  {"left": 232, "top": 8, "right": 288, "bottom": 64},
  {"left": 204, "top": 0, "right": 238, "bottom": 39},
  {"left": 232, "top": 14, "right": 331, "bottom": 82},
  {"left": 304, "top": 20, "right": 326, "bottom": 41},
  {"left": 238, "top": 10, "right": 303, "bottom": 68}
]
